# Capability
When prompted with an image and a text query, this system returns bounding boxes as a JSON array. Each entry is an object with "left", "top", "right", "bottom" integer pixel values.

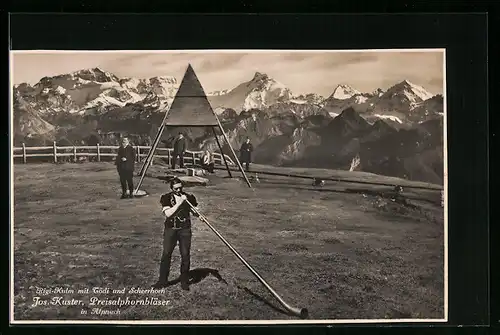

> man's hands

[
  {"left": 179, "top": 194, "right": 187, "bottom": 202},
  {"left": 121, "top": 157, "right": 127, "bottom": 161}
]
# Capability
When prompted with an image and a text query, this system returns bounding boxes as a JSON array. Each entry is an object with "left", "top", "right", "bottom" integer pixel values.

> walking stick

[{"left": 185, "top": 199, "right": 309, "bottom": 319}]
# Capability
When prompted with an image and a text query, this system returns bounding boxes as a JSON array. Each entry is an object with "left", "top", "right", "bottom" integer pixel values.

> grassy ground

[{"left": 12, "top": 162, "right": 445, "bottom": 321}]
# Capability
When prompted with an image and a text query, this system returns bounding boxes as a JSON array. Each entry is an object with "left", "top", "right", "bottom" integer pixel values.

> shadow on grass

[
  {"left": 164, "top": 268, "right": 293, "bottom": 317},
  {"left": 257, "top": 181, "right": 440, "bottom": 206},
  {"left": 165, "top": 267, "right": 228, "bottom": 287}
]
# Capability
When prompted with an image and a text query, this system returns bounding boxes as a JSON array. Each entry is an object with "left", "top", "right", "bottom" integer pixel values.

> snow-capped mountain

[
  {"left": 371, "top": 88, "right": 385, "bottom": 97},
  {"left": 323, "top": 80, "right": 440, "bottom": 125},
  {"left": 207, "top": 89, "right": 232, "bottom": 96},
  {"left": 329, "top": 84, "right": 361, "bottom": 100},
  {"left": 375, "top": 80, "right": 435, "bottom": 111},
  {"left": 410, "top": 94, "right": 444, "bottom": 122},
  {"left": 207, "top": 72, "right": 293, "bottom": 113},
  {"left": 13, "top": 66, "right": 442, "bottom": 129},
  {"left": 13, "top": 67, "right": 179, "bottom": 117},
  {"left": 289, "top": 93, "right": 325, "bottom": 105}
]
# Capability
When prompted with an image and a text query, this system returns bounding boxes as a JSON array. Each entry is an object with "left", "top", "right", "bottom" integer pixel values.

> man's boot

[
  {"left": 181, "top": 281, "right": 190, "bottom": 291},
  {"left": 152, "top": 281, "right": 168, "bottom": 289},
  {"left": 180, "top": 274, "right": 190, "bottom": 291}
]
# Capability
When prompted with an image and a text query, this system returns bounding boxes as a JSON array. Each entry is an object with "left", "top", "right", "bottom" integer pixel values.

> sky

[{"left": 11, "top": 50, "right": 445, "bottom": 97}]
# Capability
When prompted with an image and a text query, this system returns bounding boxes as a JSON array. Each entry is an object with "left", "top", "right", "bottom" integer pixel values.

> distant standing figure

[
  {"left": 115, "top": 137, "right": 136, "bottom": 199},
  {"left": 171, "top": 133, "right": 187, "bottom": 169},
  {"left": 201, "top": 150, "right": 215, "bottom": 173},
  {"left": 239, "top": 137, "right": 253, "bottom": 172}
]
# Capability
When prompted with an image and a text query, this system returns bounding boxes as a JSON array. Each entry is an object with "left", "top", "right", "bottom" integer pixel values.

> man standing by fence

[
  {"left": 171, "top": 132, "right": 187, "bottom": 169},
  {"left": 239, "top": 137, "right": 253, "bottom": 172},
  {"left": 115, "top": 137, "right": 136, "bottom": 199}
]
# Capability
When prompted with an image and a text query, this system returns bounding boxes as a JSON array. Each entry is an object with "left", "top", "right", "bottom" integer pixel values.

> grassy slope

[{"left": 13, "top": 163, "right": 444, "bottom": 321}]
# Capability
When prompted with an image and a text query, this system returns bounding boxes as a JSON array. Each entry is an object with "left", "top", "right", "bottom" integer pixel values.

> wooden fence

[{"left": 12, "top": 142, "right": 236, "bottom": 167}]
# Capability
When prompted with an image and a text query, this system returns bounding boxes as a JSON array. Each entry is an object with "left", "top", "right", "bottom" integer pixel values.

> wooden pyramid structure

[{"left": 135, "top": 64, "right": 252, "bottom": 191}]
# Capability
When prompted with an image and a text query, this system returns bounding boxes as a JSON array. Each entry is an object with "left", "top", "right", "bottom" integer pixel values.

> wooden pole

[
  {"left": 53, "top": 141, "right": 57, "bottom": 163},
  {"left": 137, "top": 146, "right": 141, "bottom": 163},
  {"left": 97, "top": 144, "right": 101, "bottom": 162},
  {"left": 138, "top": 105, "right": 171, "bottom": 177},
  {"left": 135, "top": 121, "right": 168, "bottom": 193},
  {"left": 73, "top": 146, "right": 77, "bottom": 162},
  {"left": 212, "top": 127, "right": 232, "bottom": 178},
  {"left": 22, "top": 143, "right": 26, "bottom": 164},
  {"left": 213, "top": 115, "right": 252, "bottom": 188}
]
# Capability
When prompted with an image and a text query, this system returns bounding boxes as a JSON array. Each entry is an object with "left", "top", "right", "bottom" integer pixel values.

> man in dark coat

[
  {"left": 115, "top": 137, "right": 136, "bottom": 199},
  {"left": 153, "top": 178, "right": 198, "bottom": 290},
  {"left": 171, "top": 133, "right": 187, "bottom": 169},
  {"left": 239, "top": 137, "right": 253, "bottom": 172}
]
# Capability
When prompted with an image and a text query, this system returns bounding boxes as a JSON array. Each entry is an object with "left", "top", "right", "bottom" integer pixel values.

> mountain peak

[
  {"left": 372, "top": 118, "right": 394, "bottom": 130},
  {"left": 339, "top": 107, "right": 359, "bottom": 118},
  {"left": 149, "top": 75, "right": 177, "bottom": 85},
  {"left": 383, "top": 79, "right": 434, "bottom": 102},
  {"left": 74, "top": 67, "right": 104, "bottom": 75},
  {"left": 252, "top": 72, "right": 269, "bottom": 81},
  {"left": 71, "top": 67, "right": 118, "bottom": 83},
  {"left": 371, "top": 88, "right": 385, "bottom": 97},
  {"left": 331, "top": 84, "right": 361, "bottom": 100},
  {"left": 327, "top": 107, "right": 370, "bottom": 137}
]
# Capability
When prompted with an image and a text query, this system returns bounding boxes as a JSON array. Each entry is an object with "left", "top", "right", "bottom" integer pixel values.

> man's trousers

[
  {"left": 158, "top": 227, "right": 192, "bottom": 284},
  {"left": 118, "top": 169, "right": 134, "bottom": 195}
]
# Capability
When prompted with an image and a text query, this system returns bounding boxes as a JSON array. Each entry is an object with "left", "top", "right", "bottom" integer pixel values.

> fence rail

[{"left": 13, "top": 142, "right": 236, "bottom": 167}]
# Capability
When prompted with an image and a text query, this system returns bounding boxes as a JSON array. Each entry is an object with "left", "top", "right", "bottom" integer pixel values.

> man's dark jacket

[
  {"left": 115, "top": 145, "right": 136, "bottom": 171},
  {"left": 173, "top": 137, "right": 187, "bottom": 154},
  {"left": 160, "top": 192, "right": 198, "bottom": 229},
  {"left": 239, "top": 142, "right": 253, "bottom": 162}
]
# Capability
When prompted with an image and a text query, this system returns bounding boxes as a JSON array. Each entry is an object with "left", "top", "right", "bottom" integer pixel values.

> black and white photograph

[{"left": 10, "top": 49, "right": 447, "bottom": 324}]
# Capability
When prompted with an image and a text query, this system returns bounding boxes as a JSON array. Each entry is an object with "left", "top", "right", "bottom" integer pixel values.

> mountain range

[{"left": 12, "top": 67, "right": 445, "bottom": 184}]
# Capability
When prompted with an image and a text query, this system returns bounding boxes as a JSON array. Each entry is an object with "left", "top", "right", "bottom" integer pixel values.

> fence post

[
  {"left": 97, "top": 144, "right": 101, "bottom": 162},
  {"left": 22, "top": 142, "right": 27, "bottom": 164},
  {"left": 192, "top": 151, "right": 196, "bottom": 166},
  {"left": 137, "top": 146, "right": 141, "bottom": 163},
  {"left": 150, "top": 147, "right": 154, "bottom": 166},
  {"left": 73, "top": 146, "right": 77, "bottom": 162},
  {"left": 167, "top": 149, "right": 171, "bottom": 167},
  {"left": 53, "top": 141, "right": 57, "bottom": 163}
]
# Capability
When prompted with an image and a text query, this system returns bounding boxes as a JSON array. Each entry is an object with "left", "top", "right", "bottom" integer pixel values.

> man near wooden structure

[
  {"left": 171, "top": 132, "right": 187, "bottom": 169},
  {"left": 115, "top": 137, "right": 136, "bottom": 199},
  {"left": 201, "top": 149, "right": 215, "bottom": 174},
  {"left": 239, "top": 137, "right": 254, "bottom": 172},
  {"left": 135, "top": 64, "right": 252, "bottom": 192}
]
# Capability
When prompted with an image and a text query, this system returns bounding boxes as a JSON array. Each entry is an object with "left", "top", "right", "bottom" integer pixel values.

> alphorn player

[{"left": 153, "top": 177, "right": 199, "bottom": 290}]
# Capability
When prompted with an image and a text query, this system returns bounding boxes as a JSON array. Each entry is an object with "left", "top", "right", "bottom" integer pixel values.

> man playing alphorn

[{"left": 153, "top": 178, "right": 198, "bottom": 290}]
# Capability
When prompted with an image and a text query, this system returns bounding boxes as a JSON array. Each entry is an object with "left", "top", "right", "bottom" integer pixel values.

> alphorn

[{"left": 185, "top": 199, "right": 309, "bottom": 319}]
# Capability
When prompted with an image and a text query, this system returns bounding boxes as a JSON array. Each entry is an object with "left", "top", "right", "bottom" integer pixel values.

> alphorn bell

[{"left": 185, "top": 199, "right": 309, "bottom": 319}]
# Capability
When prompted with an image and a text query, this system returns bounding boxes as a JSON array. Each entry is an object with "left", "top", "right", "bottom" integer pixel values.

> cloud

[{"left": 309, "top": 53, "right": 381, "bottom": 69}]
